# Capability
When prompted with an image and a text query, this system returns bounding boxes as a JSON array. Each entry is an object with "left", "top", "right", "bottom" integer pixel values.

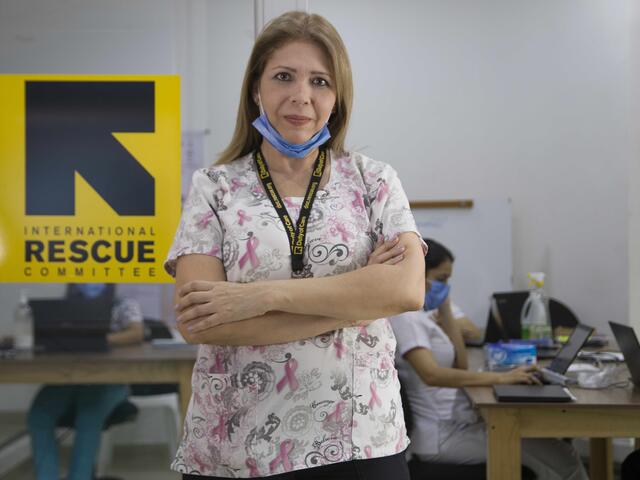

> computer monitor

[{"left": 484, "top": 291, "right": 529, "bottom": 343}]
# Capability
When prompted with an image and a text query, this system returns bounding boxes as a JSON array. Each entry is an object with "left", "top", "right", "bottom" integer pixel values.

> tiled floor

[
  {"left": 0, "top": 413, "right": 623, "bottom": 479},
  {"left": 0, "top": 411, "right": 179, "bottom": 479},
  {"left": 3, "top": 444, "right": 180, "bottom": 480},
  {"left": 0, "top": 413, "right": 27, "bottom": 447}
]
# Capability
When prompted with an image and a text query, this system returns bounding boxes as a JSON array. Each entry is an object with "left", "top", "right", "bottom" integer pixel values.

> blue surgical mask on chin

[
  {"left": 251, "top": 94, "right": 331, "bottom": 159},
  {"left": 75, "top": 283, "right": 107, "bottom": 299},
  {"left": 424, "top": 280, "right": 450, "bottom": 311}
]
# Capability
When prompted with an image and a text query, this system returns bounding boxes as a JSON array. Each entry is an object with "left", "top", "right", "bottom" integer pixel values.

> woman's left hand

[
  {"left": 367, "top": 235, "right": 406, "bottom": 266},
  {"left": 175, "top": 280, "right": 270, "bottom": 333}
]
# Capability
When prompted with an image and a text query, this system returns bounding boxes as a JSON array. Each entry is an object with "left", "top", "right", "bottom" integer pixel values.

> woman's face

[
  {"left": 425, "top": 258, "right": 453, "bottom": 291},
  {"left": 255, "top": 40, "right": 336, "bottom": 145}
]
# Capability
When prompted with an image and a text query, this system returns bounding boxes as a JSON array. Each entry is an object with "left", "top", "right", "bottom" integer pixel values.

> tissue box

[{"left": 484, "top": 342, "right": 537, "bottom": 371}]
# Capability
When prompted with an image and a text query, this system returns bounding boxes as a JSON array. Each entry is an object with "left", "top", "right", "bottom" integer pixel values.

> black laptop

[
  {"left": 493, "top": 323, "right": 594, "bottom": 402},
  {"left": 609, "top": 321, "right": 640, "bottom": 388},
  {"left": 493, "top": 384, "right": 574, "bottom": 403},
  {"left": 30, "top": 298, "right": 112, "bottom": 353},
  {"left": 542, "top": 323, "right": 594, "bottom": 378}
]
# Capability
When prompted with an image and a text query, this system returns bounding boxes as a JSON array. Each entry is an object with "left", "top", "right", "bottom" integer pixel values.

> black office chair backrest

[
  {"left": 129, "top": 317, "right": 179, "bottom": 397},
  {"left": 485, "top": 291, "right": 580, "bottom": 342},
  {"left": 57, "top": 400, "right": 138, "bottom": 430},
  {"left": 548, "top": 298, "right": 579, "bottom": 330},
  {"left": 142, "top": 317, "right": 173, "bottom": 341}
]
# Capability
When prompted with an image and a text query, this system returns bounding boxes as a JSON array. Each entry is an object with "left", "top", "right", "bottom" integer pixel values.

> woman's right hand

[
  {"left": 367, "top": 235, "right": 405, "bottom": 266},
  {"left": 498, "top": 365, "right": 542, "bottom": 385}
]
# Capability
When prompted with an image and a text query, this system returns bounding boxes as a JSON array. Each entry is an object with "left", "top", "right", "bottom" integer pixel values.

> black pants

[
  {"left": 182, "top": 452, "right": 410, "bottom": 480},
  {"left": 621, "top": 449, "right": 640, "bottom": 480}
]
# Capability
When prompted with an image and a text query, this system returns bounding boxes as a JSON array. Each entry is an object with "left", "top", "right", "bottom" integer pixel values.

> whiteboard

[{"left": 412, "top": 198, "right": 513, "bottom": 328}]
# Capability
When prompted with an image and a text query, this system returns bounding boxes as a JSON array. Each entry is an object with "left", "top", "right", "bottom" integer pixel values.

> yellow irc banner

[{"left": 0, "top": 75, "right": 181, "bottom": 283}]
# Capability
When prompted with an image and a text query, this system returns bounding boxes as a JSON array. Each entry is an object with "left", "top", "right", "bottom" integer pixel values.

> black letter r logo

[{"left": 25, "top": 81, "right": 155, "bottom": 216}]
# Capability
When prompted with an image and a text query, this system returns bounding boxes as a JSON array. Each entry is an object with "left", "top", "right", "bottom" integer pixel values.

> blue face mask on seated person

[
  {"left": 424, "top": 280, "right": 450, "bottom": 311},
  {"left": 251, "top": 94, "right": 331, "bottom": 159},
  {"left": 74, "top": 283, "right": 107, "bottom": 299}
]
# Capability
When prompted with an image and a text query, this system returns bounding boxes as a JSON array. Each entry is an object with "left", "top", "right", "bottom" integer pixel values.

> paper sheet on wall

[
  {"left": 412, "top": 199, "right": 513, "bottom": 328},
  {"left": 181, "top": 130, "right": 206, "bottom": 202}
]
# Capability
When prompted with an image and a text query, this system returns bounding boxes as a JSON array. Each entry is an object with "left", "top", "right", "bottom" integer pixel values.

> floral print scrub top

[{"left": 165, "top": 150, "right": 424, "bottom": 478}]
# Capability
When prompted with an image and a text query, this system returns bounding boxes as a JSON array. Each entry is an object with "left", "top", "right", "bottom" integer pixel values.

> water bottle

[
  {"left": 520, "top": 273, "right": 552, "bottom": 344},
  {"left": 14, "top": 290, "right": 34, "bottom": 350}
]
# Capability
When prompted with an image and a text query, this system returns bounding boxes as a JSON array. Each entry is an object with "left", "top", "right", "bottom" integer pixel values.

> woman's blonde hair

[{"left": 215, "top": 11, "right": 353, "bottom": 165}]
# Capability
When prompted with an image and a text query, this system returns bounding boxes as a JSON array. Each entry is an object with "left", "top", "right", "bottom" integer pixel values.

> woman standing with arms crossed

[{"left": 165, "top": 11, "right": 425, "bottom": 480}]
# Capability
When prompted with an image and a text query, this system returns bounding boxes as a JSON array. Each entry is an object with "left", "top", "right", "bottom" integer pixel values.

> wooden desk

[
  {"left": 0, "top": 344, "right": 197, "bottom": 419},
  {"left": 464, "top": 348, "right": 640, "bottom": 480}
]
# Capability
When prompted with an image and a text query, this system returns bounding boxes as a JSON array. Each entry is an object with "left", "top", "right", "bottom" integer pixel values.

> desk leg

[
  {"left": 485, "top": 408, "right": 521, "bottom": 480},
  {"left": 589, "top": 438, "right": 613, "bottom": 480},
  {"left": 178, "top": 363, "right": 193, "bottom": 424}
]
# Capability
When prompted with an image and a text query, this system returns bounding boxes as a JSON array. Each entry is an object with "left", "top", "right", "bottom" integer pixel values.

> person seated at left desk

[{"left": 27, "top": 283, "right": 144, "bottom": 480}]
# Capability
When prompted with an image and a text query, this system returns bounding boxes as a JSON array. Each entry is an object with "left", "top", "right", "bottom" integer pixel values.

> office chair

[
  {"left": 549, "top": 298, "right": 579, "bottom": 331},
  {"left": 57, "top": 400, "right": 139, "bottom": 480},
  {"left": 121, "top": 318, "right": 180, "bottom": 461}
]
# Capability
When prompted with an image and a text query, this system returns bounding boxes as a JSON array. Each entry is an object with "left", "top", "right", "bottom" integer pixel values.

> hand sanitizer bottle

[{"left": 14, "top": 290, "right": 34, "bottom": 350}]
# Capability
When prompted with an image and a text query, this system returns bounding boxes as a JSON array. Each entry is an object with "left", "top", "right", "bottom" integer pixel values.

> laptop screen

[
  {"left": 609, "top": 321, "right": 640, "bottom": 387},
  {"left": 548, "top": 323, "right": 594, "bottom": 374}
]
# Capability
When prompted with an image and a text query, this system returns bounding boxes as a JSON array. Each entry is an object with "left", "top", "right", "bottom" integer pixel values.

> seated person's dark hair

[{"left": 423, "top": 238, "right": 455, "bottom": 272}]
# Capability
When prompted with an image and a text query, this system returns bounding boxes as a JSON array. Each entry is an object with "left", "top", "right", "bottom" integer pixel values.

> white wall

[
  {"left": 0, "top": 0, "right": 637, "bottom": 405},
  {"left": 0, "top": 0, "right": 252, "bottom": 412},
  {"left": 630, "top": 3, "right": 640, "bottom": 333},
  {"left": 0, "top": 0, "right": 178, "bottom": 412},
  {"left": 310, "top": 0, "right": 636, "bottom": 334}
]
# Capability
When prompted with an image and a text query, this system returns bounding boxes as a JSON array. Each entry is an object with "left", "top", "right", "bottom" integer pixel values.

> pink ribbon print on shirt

[
  {"left": 276, "top": 357, "right": 299, "bottom": 393},
  {"left": 324, "top": 400, "right": 346, "bottom": 426},
  {"left": 351, "top": 190, "right": 365, "bottom": 211},
  {"left": 209, "top": 351, "right": 226, "bottom": 374},
  {"left": 237, "top": 209, "right": 251, "bottom": 226},
  {"left": 333, "top": 336, "right": 345, "bottom": 359},
  {"left": 230, "top": 178, "right": 246, "bottom": 193},
  {"left": 369, "top": 381, "right": 382, "bottom": 410},
  {"left": 269, "top": 439, "right": 294, "bottom": 473},
  {"left": 246, "top": 458, "right": 260, "bottom": 477},
  {"left": 330, "top": 220, "right": 352, "bottom": 243},
  {"left": 197, "top": 210, "right": 215, "bottom": 228},
  {"left": 211, "top": 414, "right": 227, "bottom": 442},
  {"left": 376, "top": 180, "right": 390, "bottom": 202},
  {"left": 239, "top": 234, "right": 260, "bottom": 270}
]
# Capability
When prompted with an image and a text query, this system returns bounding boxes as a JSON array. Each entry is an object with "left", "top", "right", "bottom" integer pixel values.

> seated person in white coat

[{"left": 390, "top": 238, "right": 588, "bottom": 480}]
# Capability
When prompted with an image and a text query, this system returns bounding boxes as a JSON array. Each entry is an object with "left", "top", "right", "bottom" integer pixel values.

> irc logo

[
  {"left": 0, "top": 75, "right": 181, "bottom": 283},
  {"left": 26, "top": 81, "right": 155, "bottom": 216}
]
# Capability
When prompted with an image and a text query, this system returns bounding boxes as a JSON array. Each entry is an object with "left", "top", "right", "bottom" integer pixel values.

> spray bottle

[
  {"left": 14, "top": 290, "right": 34, "bottom": 350},
  {"left": 520, "top": 272, "right": 552, "bottom": 344}
]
